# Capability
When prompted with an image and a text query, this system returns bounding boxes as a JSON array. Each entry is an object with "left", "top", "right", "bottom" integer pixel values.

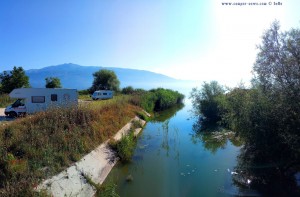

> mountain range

[{"left": 24, "top": 63, "right": 196, "bottom": 91}]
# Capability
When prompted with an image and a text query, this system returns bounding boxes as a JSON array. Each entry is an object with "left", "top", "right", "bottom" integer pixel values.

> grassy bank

[{"left": 0, "top": 95, "right": 141, "bottom": 196}]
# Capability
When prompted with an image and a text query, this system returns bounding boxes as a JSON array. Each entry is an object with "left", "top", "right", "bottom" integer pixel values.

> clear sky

[{"left": 1, "top": 0, "right": 300, "bottom": 86}]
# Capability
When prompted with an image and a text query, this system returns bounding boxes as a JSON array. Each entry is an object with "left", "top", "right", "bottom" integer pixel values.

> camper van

[
  {"left": 4, "top": 88, "right": 78, "bottom": 117},
  {"left": 91, "top": 90, "right": 113, "bottom": 100}
]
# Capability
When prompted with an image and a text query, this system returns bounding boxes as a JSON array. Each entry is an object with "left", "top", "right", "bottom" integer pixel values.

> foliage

[
  {"left": 45, "top": 77, "right": 62, "bottom": 88},
  {"left": 83, "top": 174, "right": 119, "bottom": 197},
  {"left": 129, "top": 88, "right": 185, "bottom": 113},
  {"left": 151, "top": 88, "right": 185, "bottom": 111},
  {"left": 136, "top": 111, "right": 149, "bottom": 122},
  {"left": 0, "top": 66, "right": 29, "bottom": 94},
  {"left": 78, "top": 89, "right": 90, "bottom": 95},
  {"left": 121, "top": 86, "right": 135, "bottom": 94},
  {"left": 96, "top": 181, "right": 119, "bottom": 197},
  {"left": 0, "top": 94, "right": 15, "bottom": 108},
  {"left": 90, "top": 69, "right": 120, "bottom": 92},
  {"left": 190, "top": 81, "right": 225, "bottom": 123},
  {"left": 109, "top": 131, "right": 136, "bottom": 162}
]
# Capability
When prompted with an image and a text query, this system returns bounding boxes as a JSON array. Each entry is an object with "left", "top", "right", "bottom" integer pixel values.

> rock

[{"left": 126, "top": 174, "right": 133, "bottom": 182}]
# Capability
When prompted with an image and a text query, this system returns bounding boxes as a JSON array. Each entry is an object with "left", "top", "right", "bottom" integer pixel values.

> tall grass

[
  {"left": 0, "top": 96, "right": 140, "bottom": 196},
  {"left": 109, "top": 123, "right": 139, "bottom": 162}
]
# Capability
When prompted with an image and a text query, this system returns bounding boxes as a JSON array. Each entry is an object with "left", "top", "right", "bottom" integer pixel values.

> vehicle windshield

[{"left": 12, "top": 99, "right": 25, "bottom": 108}]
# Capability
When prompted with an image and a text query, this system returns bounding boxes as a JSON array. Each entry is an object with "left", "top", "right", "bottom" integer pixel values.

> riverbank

[
  {"left": 0, "top": 89, "right": 184, "bottom": 196},
  {"left": 35, "top": 116, "right": 146, "bottom": 196},
  {"left": 0, "top": 96, "right": 143, "bottom": 196}
]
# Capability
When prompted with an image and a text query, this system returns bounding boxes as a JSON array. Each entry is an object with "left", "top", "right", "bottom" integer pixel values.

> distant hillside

[{"left": 24, "top": 63, "right": 193, "bottom": 91}]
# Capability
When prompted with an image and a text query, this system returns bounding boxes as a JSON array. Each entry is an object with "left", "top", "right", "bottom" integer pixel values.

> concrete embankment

[{"left": 35, "top": 116, "right": 146, "bottom": 197}]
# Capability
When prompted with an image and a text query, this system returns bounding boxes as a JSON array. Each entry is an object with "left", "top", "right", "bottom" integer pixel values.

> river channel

[{"left": 105, "top": 99, "right": 261, "bottom": 196}]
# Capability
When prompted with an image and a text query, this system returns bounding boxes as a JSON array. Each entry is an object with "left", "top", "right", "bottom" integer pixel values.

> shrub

[
  {"left": 0, "top": 94, "right": 15, "bottom": 108},
  {"left": 109, "top": 131, "right": 136, "bottom": 162},
  {"left": 190, "top": 81, "right": 225, "bottom": 123},
  {"left": 128, "top": 88, "right": 184, "bottom": 113}
]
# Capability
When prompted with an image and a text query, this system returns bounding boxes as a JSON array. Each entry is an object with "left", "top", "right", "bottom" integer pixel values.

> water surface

[{"left": 106, "top": 100, "right": 256, "bottom": 196}]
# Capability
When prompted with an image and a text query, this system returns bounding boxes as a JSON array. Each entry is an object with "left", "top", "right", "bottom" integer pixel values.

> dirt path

[
  {"left": 0, "top": 108, "right": 15, "bottom": 122},
  {"left": 0, "top": 108, "right": 6, "bottom": 121}
]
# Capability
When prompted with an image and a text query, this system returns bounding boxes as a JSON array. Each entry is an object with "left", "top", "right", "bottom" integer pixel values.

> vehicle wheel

[{"left": 9, "top": 112, "right": 17, "bottom": 118}]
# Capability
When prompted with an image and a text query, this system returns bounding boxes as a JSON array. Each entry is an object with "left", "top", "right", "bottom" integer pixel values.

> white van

[
  {"left": 4, "top": 88, "right": 78, "bottom": 117},
  {"left": 91, "top": 90, "right": 113, "bottom": 100}
]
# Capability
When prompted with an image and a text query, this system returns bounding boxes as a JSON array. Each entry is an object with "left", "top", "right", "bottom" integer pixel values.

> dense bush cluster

[{"left": 123, "top": 86, "right": 184, "bottom": 112}]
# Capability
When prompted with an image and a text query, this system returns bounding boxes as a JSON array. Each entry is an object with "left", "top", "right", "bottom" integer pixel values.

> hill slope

[{"left": 25, "top": 63, "right": 183, "bottom": 90}]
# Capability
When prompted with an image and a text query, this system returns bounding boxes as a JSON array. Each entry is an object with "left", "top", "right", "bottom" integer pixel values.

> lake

[{"left": 105, "top": 98, "right": 261, "bottom": 196}]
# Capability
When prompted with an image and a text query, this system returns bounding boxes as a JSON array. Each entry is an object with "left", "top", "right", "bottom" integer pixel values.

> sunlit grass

[{"left": 0, "top": 96, "right": 140, "bottom": 195}]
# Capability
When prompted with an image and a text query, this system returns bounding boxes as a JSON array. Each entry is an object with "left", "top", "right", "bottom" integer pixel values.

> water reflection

[
  {"left": 152, "top": 104, "right": 184, "bottom": 123},
  {"left": 192, "top": 118, "right": 300, "bottom": 196},
  {"left": 106, "top": 102, "right": 244, "bottom": 197},
  {"left": 191, "top": 119, "right": 242, "bottom": 154},
  {"left": 232, "top": 146, "right": 300, "bottom": 196}
]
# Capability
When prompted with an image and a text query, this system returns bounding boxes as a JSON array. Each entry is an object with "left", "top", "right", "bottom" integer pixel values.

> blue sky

[{"left": 1, "top": 0, "right": 300, "bottom": 86}]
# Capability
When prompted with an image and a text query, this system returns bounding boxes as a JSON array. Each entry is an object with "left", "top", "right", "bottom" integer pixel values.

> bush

[
  {"left": 190, "top": 81, "right": 225, "bottom": 123},
  {"left": 121, "top": 86, "right": 135, "bottom": 95},
  {"left": 109, "top": 131, "right": 136, "bottom": 162},
  {"left": 128, "top": 88, "right": 184, "bottom": 113},
  {"left": 78, "top": 89, "right": 90, "bottom": 95},
  {"left": 0, "top": 94, "right": 15, "bottom": 108}
]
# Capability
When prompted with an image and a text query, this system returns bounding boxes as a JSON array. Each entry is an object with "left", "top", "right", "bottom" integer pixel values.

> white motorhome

[
  {"left": 91, "top": 90, "right": 113, "bottom": 100},
  {"left": 4, "top": 88, "right": 78, "bottom": 117}
]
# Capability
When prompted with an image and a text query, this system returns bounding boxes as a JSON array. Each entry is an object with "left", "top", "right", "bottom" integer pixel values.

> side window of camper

[
  {"left": 32, "top": 96, "right": 45, "bottom": 103},
  {"left": 103, "top": 93, "right": 107, "bottom": 95},
  {"left": 51, "top": 94, "right": 58, "bottom": 101}
]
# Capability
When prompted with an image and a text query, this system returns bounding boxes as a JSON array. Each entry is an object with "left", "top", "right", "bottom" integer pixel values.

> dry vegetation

[{"left": 0, "top": 95, "right": 141, "bottom": 196}]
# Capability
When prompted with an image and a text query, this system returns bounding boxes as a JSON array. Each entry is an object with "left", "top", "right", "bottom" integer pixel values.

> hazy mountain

[{"left": 25, "top": 63, "right": 196, "bottom": 92}]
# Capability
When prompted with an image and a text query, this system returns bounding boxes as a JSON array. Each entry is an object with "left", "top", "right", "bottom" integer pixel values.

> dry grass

[{"left": 0, "top": 95, "right": 141, "bottom": 196}]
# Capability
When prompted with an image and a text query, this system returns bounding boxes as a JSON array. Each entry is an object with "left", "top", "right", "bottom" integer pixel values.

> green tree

[
  {"left": 90, "top": 69, "right": 120, "bottom": 92},
  {"left": 0, "top": 66, "right": 29, "bottom": 93},
  {"left": 252, "top": 21, "right": 300, "bottom": 153},
  {"left": 121, "top": 86, "right": 135, "bottom": 94},
  {"left": 45, "top": 77, "right": 62, "bottom": 88},
  {"left": 222, "top": 21, "right": 300, "bottom": 169},
  {"left": 254, "top": 21, "right": 300, "bottom": 96},
  {"left": 190, "top": 81, "right": 225, "bottom": 123}
]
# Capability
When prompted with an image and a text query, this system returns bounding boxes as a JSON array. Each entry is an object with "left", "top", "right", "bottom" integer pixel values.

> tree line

[{"left": 0, "top": 67, "right": 120, "bottom": 94}]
